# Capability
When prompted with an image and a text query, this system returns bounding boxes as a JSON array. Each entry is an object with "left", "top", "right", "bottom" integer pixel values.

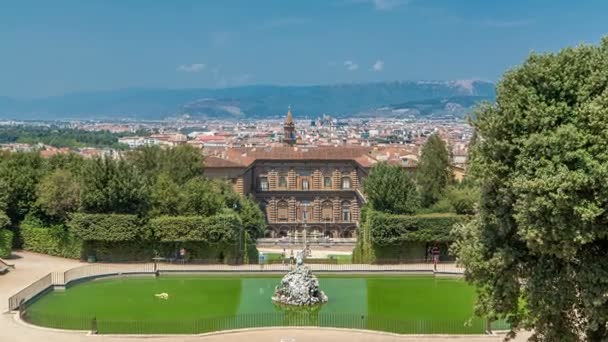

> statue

[
  {"left": 295, "top": 249, "right": 304, "bottom": 266},
  {"left": 272, "top": 247, "right": 328, "bottom": 306}
]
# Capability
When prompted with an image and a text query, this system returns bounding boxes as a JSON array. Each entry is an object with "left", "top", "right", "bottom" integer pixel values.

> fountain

[{"left": 271, "top": 249, "right": 329, "bottom": 306}]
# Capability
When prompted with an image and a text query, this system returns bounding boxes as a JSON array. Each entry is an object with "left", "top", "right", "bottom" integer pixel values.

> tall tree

[
  {"left": 35, "top": 169, "right": 80, "bottom": 222},
  {"left": 363, "top": 162, "right": 419, "bottom": 214},
  {"left": 79, "top": 157, "right": 148, "bottom": 214},
  {"left": 0, "top": 151, "right": 44, "bottom": 223},
  {"left": 416, "top": 134, "right": 451, "bottom": 207},
  {"left": 453, "top": 39, "right": 608, "bottom": 341}
]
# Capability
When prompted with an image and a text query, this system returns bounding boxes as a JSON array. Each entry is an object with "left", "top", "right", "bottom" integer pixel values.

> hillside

[{"left": 0, "top": 80, "right": 495, "bottom": 120}]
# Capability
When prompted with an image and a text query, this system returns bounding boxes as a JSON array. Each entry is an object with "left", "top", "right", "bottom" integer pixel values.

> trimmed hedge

[
  {"left": 150, "top": 212, "right": 253, "bottom": 264},
  {"left": 69, "top": 213, "right": 145, "bottom": 242},
  {"left": 0, "top": 229, "right": 13, "bottom": 258},
  {"left": 21, "top": 218, "right": 83, "bottom": 259},
  {"left": 150, "top": 213, "right": 239, "bottom": 244},
  {"left": 367, "top": 211, "right": 467, "bottom": 245},
  {"left": 354, "top": 210, "right": 469, "bottom": 263}
]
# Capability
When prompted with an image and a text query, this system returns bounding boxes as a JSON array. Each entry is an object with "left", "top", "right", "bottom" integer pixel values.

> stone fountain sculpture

[{"left": 272, "top": 250, "right": 328, "bottom": 306}]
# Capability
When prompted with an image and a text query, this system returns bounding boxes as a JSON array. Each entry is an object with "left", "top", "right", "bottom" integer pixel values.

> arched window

[
  {"left": 324, "top": 176, "right": 332, "bottom": 188},
  {"left": 322, "top": 201, "right": 333, "bottom": 221},
  {"left": 341, "top": 201, "right": 351, "bottom": 222},
  {"left": 277, "top": 201, "right": 288, "bottom": 221},
  {"left": 278, "top": 176, "right": 287, "bottom": 188},
  {"left": 341, "top": 177, "right": 351, "bottom": 189}
]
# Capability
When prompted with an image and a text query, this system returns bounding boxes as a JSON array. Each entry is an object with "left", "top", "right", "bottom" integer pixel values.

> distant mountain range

[{"left": 0, "top": 80, "right": 495, "bottom": 120}]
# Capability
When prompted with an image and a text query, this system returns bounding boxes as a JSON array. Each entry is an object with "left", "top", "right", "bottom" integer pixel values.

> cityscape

[{"left": 1, "top": 1, "right": 607, "bottom": 342}]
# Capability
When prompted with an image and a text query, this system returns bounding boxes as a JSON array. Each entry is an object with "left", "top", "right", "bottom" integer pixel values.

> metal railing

[
  {"left": 8, "top": 273, "right": 53, "bottom": 311},
  {"left": 8, "top": 261, "right": 464, "bottom": 313},
  {"left": 21, "top": 310, "right": 492, "bottom": 335}
]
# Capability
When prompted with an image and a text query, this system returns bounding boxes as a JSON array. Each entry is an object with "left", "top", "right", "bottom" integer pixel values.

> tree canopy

[
  {"left": 453, "top": 38, "right": 608, "bottom": 341},
  {"left": 363, "top": 162, "right": 419, "bottom": 215},
  {"left": 416, "top": 134, "right": 451, "bottom": 207}
]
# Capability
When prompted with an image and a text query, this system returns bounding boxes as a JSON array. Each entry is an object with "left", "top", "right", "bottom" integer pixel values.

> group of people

[{"left": 280, "top": 245, "right": 312, "bottom": 265}]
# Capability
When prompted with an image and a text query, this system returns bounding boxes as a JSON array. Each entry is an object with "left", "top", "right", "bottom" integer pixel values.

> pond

[{"left": 24, "top": 274, "right": 491, "bottom": 334}]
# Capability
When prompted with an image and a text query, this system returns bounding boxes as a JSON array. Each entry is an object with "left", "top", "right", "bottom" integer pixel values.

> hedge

[
  {"left": 0, "top": 229, "right": 13, "bottom": 258},
  {"left": 149, "top": 213, "right": 239, "bottom": 244},
  {"left": 150, "top": 212, "right": 252, "bottom": 264},
  {"left": 21, "top": 218, "right": 83, "bottom": 259},
  {"left": 354, "top": 210, "right": 469, "bottom": 263},
  {"left": 367, "top": 211, "right": 467, "bottom": 245},
  {"left": 69, "top": 213, "right": 145, "bottom": 242}
]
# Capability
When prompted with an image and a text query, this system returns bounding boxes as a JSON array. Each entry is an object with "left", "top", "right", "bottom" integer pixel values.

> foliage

[
  {"left": 355, "top": 208, "right": 467, "bottom": 263},
  {"left": 0, "top": 151, "right": 45, "bottom": 223},
  {"left": 236, "top": 195, "right": 267, "bottom": 239},
  {"left": 363, "top": 162, "right": 419, "bottom": 214},
  {"left": 0, "top": 228, "right": 12, "bottom": 258},
  {"left": 68, "top": 213, "right": 145, "bottom": 242},
  {"left": 149, "top": 213, "right": 240, "bottom": 244},
  {"left": 366, "top": 211, "right": 466, "bottom": 245},
  {"left": 21, "top": 216, "right": 82, "bottom": 259},
  {"left": 79, "top": 158, "right": 148, "bottom": 215},
  {"left": 453, "top": 39, "right": 608, "bottom": 341},
  {"left": 446, "top": 186, "right": 478, "bottom": 215},
  {"left": 179, "top": 178, "right": 230, "bottom": 217},
  {"left": 127, "top": 145, "right": 204, "bottom": 185},
  {"left": 0, "top": 125, "right": 128, "bottom": 149},
  {"left": 148, "top": 173, "right": 182, "bottom": 217},
  {"left": 35, "top": 169, "right": 80, "bottom": 222},
  {"left": 416, "top": 134, "right": 451, "bottom": 207}
]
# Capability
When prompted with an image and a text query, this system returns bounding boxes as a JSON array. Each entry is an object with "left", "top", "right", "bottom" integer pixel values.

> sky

[{"left": 1, "top": 0, "right": 607, "bottom": 98}]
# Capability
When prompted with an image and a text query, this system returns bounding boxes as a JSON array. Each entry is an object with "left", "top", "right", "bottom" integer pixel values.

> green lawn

[
  {"left": 327, "top": 254, "right": 352, "bottom": 264},
  {"left": 24, "top": 275, "right": 491, "bottom": 334}
]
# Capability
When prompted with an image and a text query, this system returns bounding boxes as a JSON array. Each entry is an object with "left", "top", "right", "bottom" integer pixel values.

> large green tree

[
  {"left": 363, "top": 162, "right": 419, "bottom": 214},
  {"left": 35, "top": 169, "right": 80, "bottom": 222},
  {"left": 453, "top": 39, "right": 608, "bottom": 341},
  {"left": 416, "top": 134, "right": 451, "bottom": 207}
]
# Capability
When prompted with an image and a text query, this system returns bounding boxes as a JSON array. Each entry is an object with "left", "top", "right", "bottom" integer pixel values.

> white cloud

[
  {"left": 177, "top": 64, "right": 206, "bottom": 73},
  {"left": 344, "top": 60, "right": 359, "bottom": 71},
  {"left": 372, "top": 60, "right": 384, "bottom": 71}
]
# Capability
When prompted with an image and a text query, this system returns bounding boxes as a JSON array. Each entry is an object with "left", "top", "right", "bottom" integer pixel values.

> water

[{"left": 25, "top": 274, "right": 487, "bottom": 334}]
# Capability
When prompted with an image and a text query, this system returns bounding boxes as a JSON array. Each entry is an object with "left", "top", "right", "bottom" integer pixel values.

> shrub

[
  {"left": 149, "top": 213, "right": 240, "bottom": 244},
  {"left": 21, "top": 216, "right": 83, "bottom": 259},
  {"left": 367, "top": 211, "right": 467, "bottom": 245},
  {"left": 0, "top": 229, "right": 13, "bottom": 258},
  {"left": 69, "top": 213, "right": 145, "bottom": 242}
]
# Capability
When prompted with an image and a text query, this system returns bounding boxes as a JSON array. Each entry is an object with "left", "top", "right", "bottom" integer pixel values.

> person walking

[{"left": 431, "top": 245, "right": 440, "bottom": 271}]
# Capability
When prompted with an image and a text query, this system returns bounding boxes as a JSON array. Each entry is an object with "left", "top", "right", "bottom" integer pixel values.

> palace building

[
  {"left": 203, "top": 107, "right": 465, "bottom": 239},
  {"left": 204, "top": 109, "right": 379, "bottom": 239}
]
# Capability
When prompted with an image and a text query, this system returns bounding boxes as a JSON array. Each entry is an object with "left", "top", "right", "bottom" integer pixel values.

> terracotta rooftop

[{"left": 205, "top": 146, "right": 377, "bottom": 168}]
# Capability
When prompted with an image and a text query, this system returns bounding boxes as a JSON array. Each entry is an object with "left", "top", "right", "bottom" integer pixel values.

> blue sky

[{"left": 1, "top": 0, "right": 607, "bottom": 98}]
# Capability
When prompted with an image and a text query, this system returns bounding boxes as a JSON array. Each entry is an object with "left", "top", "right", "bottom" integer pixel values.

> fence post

[
  {"left": 91, "top": 317, "right": 98, "bottom": 334},
  {"left": 485, "top": 318, "right": 492, "bottom": 334}
]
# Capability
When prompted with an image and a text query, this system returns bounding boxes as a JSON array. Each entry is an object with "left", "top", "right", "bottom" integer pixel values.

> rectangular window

[
  {"left": 278, "top": 176, "right": 287, "bottom": 188},
  {"left": 341, "top": 177, "right": 351, "bottom": 189},
  {"left": 260, "top": 177, "right": 268, "bottom": 191},
  {"left": 302, "top": 179, "right": 309, "bottom": 190},
  {"left": 324, "top": 177, "right": 332, "bottom": 188}
]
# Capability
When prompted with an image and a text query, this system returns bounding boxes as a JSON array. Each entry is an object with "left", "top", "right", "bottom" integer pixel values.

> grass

[
  {"left": 25, "top": 275, "right": 490, "bottom": 334},
  {"left": 327, "top": 254, "right": 352, "bottom": 264}
]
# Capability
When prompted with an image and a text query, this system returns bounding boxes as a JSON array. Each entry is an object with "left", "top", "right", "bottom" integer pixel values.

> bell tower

[{"left": 283, "top": 106, "right": 296, "bottom": 146}]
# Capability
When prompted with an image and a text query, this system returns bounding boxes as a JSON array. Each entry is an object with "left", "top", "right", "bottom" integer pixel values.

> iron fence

[{"left": 21, "top": 310, "right": 494, "bottom": 335}]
